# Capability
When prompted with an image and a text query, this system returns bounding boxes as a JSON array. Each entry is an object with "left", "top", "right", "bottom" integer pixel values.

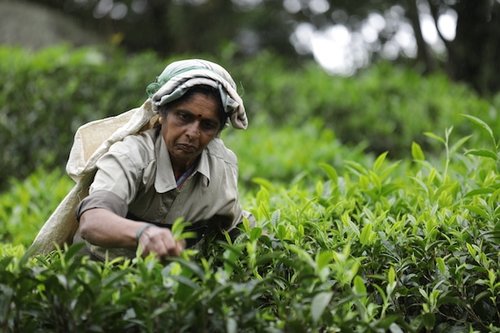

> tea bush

[
  {"left": 222, "top": 119, "right": 369, "bottom": 188},
  {"left": 0, "top": 168, "right": 72, "bottom": 246},
  {"left": 0, "top": 116, "right": 498, "bottom": 332},
  {"left": 233, "top": 52, "right": 499, "bottom": 156},
  {"left": 1, "top": 45, "right": 498, "bottom": 331},
  {"left": 0, "top": 46, "right": 164, "bottom": 190},
  {"left": 2, "top": 46, "right": 499, "bottom": 190},
  {"left": 0, "top": 121, "right": 365, "bottom": 247}
]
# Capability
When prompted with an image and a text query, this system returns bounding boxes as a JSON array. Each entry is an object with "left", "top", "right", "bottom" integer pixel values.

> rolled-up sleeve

[
  {"left": 76, "top": 190, "right": 128, "bottom": 221},
  {"left": 76, "top": 141, "right": 143, "bottom": 221},
  {"left": 90, "top": 149, "right": 141, "bottom": 203}
]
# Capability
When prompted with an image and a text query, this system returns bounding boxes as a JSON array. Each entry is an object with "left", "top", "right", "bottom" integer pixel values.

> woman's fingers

[
  {"left": 176, "top": 239, "right": 186, "bottom": 255},
  {"left": 138, "top": 225, "right": 184, "bottom": 258}
]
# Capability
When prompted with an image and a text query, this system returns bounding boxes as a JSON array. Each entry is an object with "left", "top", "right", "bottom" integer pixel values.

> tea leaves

[{"left": 1, "top": 84, "right": 499, "bottom": 331}]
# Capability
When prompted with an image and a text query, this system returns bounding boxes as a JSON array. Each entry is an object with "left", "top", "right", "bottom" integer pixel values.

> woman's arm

[{"left": 79, "top": 208, "right": 183, "bottom": 257}]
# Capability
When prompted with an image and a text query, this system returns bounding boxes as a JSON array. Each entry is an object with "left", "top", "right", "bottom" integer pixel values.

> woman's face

[{"left": 161, "top": 92, "right": 221, "bottom": 173}]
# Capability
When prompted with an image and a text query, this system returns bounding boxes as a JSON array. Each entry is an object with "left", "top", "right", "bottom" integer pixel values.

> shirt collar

[
  {"left": 154, "top": 132, "right": 211, "bottom": 193},
  {"left": 197, "top": 147, "right": 211, "bottom": 187}
]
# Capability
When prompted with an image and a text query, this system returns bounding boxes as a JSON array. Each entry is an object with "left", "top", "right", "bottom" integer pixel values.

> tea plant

[
  {"left": 0, "top": 118, "right": 498, "bottom": 332},
  {"left": 0, "top": 168, "right": 73, "bottom": 245},
  {"left": 3, "top": 46, "right": 499, "bottom": 189}
]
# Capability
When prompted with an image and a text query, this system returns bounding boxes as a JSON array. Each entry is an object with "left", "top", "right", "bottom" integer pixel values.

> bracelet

[{"left": 135, "top": 224, "right": 153, "bottom": 244}]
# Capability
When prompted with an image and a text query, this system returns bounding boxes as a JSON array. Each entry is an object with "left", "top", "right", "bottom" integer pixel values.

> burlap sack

[{"left": 29, "top": 100, "right": 154, "bottom": 255}]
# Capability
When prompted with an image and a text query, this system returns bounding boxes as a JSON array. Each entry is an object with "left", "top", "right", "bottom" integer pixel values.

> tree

[
  {"left": 446, "top": 0, "right": 500, "bottom": 94},
  {"left": 284, "top": 0, "right": 500, "bottom": 95},
  {"left": 22, "top": 0, "right": 500, "bottom": 95}
]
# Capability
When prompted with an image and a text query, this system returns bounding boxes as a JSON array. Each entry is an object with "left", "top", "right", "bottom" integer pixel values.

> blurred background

[
  {"left": 2, "top": 0, "right": 499, "bottom": 94},
  {"left": 0, "top": 0, "right": 499, "bottom": 191}
]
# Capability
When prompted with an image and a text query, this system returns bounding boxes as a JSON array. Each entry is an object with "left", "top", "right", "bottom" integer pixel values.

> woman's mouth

[{"left": 176, "top": 143, "right": 197, "bottom": 153}]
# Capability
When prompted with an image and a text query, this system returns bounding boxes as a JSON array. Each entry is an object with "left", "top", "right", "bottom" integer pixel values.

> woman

[{"left": 73, "top": 59, "right": 249, "bottom": 260}]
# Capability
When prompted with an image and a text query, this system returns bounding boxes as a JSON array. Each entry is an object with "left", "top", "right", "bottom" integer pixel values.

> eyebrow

[{"left": 176, "top": 108, "right": 219, "bottom": 122}]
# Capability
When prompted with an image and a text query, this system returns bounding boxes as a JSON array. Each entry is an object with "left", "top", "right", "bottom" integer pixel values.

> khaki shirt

[{"left": 75, "top": 128, "right": 242, "bottom": 259}]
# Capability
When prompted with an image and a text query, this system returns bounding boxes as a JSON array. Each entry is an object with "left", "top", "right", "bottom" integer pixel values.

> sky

[{"left": 290, "top": 3, "right": 458, "bottom": 75}]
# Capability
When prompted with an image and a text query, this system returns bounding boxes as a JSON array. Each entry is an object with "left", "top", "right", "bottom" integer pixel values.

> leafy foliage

[
  {"left": 2, "top": 46, "right": 499, "bottom": 190},
  {"left": 222, "top": 119, "right": 369, "bottom": 188},
  {"left": 235, "top": 53, "right": 498, "bottom": 156},
  {"left": 1, "top": 45, "right": 498, "bottom": 332},
  {"left": 1, "top": 116, "right": 498, "bottom": 331},
  {"left": 0, "top": 168, "right": 72, "bottom": 246},
  {"left": 0, "top": 46, "right": 164, "bottom": 190}
]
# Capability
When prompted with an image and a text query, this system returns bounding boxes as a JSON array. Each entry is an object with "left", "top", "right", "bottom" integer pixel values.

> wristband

[{"left": 135, "top": 224, "right": 153, "bottom": 244}]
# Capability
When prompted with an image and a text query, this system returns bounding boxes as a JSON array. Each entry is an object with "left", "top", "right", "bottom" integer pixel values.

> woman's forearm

[{"left": 79, "top": 208, "right": 147, "bottom": 248}]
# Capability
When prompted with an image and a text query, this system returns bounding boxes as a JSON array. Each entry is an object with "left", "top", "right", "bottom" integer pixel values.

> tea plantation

[{"left": 0, "top": 46, "right": 498, "bottom": 332}]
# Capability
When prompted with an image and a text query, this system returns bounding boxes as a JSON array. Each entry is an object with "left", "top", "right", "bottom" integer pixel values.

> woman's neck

[{"left": 172, "top": 158, "right": 198, "bottom": 181}]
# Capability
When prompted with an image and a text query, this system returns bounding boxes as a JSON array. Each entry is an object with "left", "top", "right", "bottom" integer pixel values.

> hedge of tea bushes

[
  {"left": 0, "top": 168, "right": 73, "bottom": 245},
  {"left": 0, "top": 117, "right": 498, "bottom": 332},
  {"left": 0, "top": 121, "right": 367, "bottom": 245},
  {"left": 0, "top": 46, "right": 164, "bottom": 190},
  {"left": 1, "top": 45, "right": 499, "bottom": 190},
  {"left": 233, "top": 52, "right": 499, "bottom": 156}
]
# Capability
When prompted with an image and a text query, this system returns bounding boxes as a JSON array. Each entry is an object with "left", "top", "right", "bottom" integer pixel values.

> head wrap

[{"left": 146, "top": 59, "right": 248, "bottom": 130}]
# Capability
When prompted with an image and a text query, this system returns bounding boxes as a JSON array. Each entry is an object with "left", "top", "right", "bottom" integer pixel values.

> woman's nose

[{"left": 185, "top": 122, "right": 201, "bottom": 138}]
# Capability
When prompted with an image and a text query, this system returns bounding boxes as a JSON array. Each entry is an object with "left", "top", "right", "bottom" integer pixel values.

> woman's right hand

[
  {"left": 136, "top": 224, "right": 185, "bottom": 258},
  {"left": 79, "top": 208, "right": 185, "bottom": 258}
]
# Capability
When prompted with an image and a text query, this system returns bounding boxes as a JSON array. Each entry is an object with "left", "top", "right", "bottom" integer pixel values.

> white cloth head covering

[
  {"left": 29, "top": 59, "right": 247, "bottom": 255},
  {"left": 147, "top": 59, "right": 248, "bottom": 129}
]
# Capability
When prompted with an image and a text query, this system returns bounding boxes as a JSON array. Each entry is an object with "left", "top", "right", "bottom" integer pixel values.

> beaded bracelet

[{"left": 135, "top": 224, "right": 153, "bottom": 244}]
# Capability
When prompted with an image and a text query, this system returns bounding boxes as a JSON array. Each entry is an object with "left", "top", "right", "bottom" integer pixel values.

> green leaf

[
  {"left": 172, "top": 258, "right": 205, "bottom": 280},
  {"left": 388, "top": 266, "right": 396, "bottom": 284},
  {"left": 252, "top": 177, "right": 274, "bottom": 190},
  {"left": 270, "top": 209, "right": 281, "bottom": 225},
  {"left": 474, "top": 290, "right": 491, "bottom": 303},
  {"left": 311, "top": 291, "right": 333, "bottom": 323},
  {"left": 388, "top": 322, "right": 404, "bottom": 333},
  {"left": 341, "top": 212, "right": 360, "bottom": 237},
  {"left": 171, "top": 217, "right": 195, "bottom": 241},
  {"left": 319, "top": 162, "right": 338, "bottom": 182},
  {"left": 353, "top": 276, "right": 367, "bottom": 296},
  {"left": 464, "top": 187, "right": 495, "bottom": 198},
  {"left": 462, "top": 114, "right": 497, "bottom": 147},
  {"left": 345, "top": 160, "right": 368, "bottom": 176},
  {"left": 250, "top": 227, "right": 262, "bottom": 241},
  {"left": 436, "top": 257, "right": 447, "bottom": 275},
  {"left": 421, "top": 313, "right": 436, "bottom": 330},
  {"left": 464, "top": 205, "right": 489, "bottom": 219},
  {"left": 375, "top": 315, "right": 402, "bottom": 330},
  {"left": 450, "top": 135, "right": 472, "bottom": 155},
  {"left": 465, "top": 149, "right": 498, "bottom": 161},
  {"left": 170, "top": 274, "right": 200, "bottom": 291},
  {"left": 424, "top": 132, "right": 445, "bottom": 144},
  {"left": 286, "top": 244, "right": 315, "bottom": 268},
  {"left": 373, "top": 152, "right": 389, "bottom": 172},
  {"left": 315, "top": 251, "right": 333, "bottom": 271},
  {"left": 411, "top": 142, "right": 425, "bottom": 161},
  {"left": 465, "top": 243, "right": 477, "bottom": 257},
  {"left": 360, "top": 223, "right": 376, "bottom": 245}
]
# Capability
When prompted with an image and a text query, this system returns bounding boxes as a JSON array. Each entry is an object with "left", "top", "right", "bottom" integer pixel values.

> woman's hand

[
  {"left": 136, "top": 224, "right": 185, "bottom": 258},
  {"left": 79, "top": 208, "right": 184, "bottom": 258}
]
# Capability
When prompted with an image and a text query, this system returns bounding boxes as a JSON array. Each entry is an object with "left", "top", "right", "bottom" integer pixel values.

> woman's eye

[
  {"left": 176, "top": 111, "right": 191, "bottom": 121},
  {"left": 201, "top": 121, "right": 218, "bottom": 131}
]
